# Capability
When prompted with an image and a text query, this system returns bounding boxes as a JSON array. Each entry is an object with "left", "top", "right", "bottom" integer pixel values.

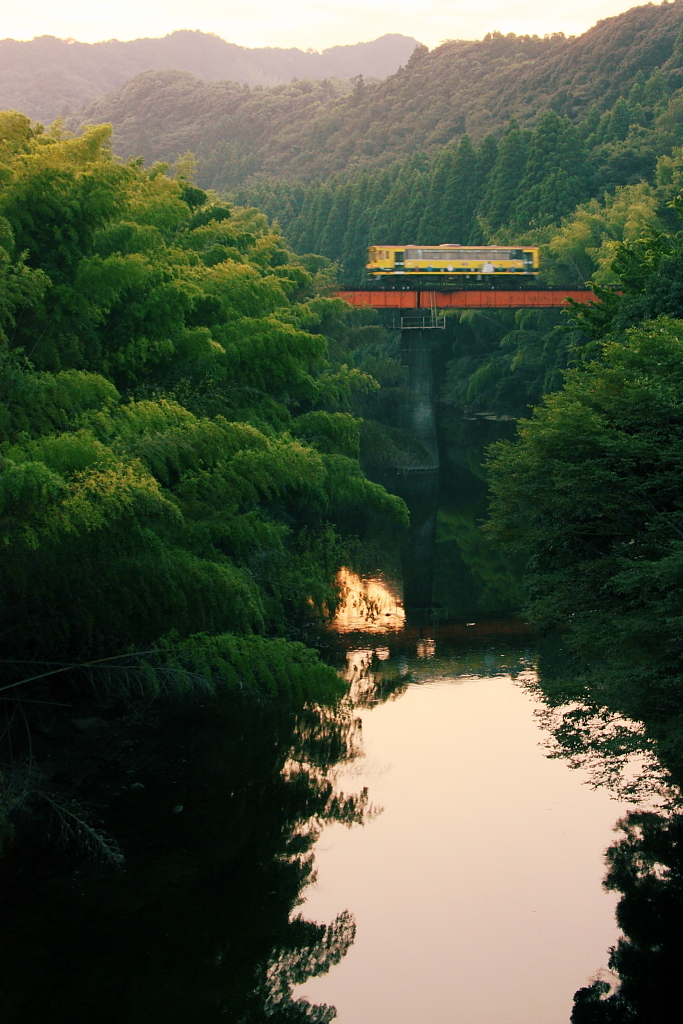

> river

[
  {"left": 289, "top": 431, "right": 677, "bottom": 1024},
  {"left": 294, "top": 602, "right": 628, "bottom": 1023},
  {"left": 0, "top": 427, "right": 678, "bottom": 1023}
]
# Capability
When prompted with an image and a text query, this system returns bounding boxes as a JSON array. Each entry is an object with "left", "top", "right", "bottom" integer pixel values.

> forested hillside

[
  {"left": 49, "top": 4, "right": 683, "bottom": 446},
  {"left": 0, "top": 30, "right": 418, "bottom": 124},
  {"left": 239, "top": 79, "right": 683, "bottom": 283},
  {"left": 79, "top": 3, "right": 683, "bottom": 186}
]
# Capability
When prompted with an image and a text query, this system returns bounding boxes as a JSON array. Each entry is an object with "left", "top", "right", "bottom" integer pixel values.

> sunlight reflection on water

[{"left": 332, "top": 568, "right": 405, "bottom": 633}]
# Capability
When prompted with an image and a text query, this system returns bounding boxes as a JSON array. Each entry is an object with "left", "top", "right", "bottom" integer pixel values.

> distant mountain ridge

[
  {"left": 0, "top": 30, "right": 419, "bottom": 124},
  {"left": 73, "top": 2, "right": 683, "bottom": 189}
]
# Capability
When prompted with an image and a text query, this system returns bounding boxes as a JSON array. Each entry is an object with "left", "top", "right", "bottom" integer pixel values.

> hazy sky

[{"left": 2, "top": 1, "right": 662, "bottom": 51}]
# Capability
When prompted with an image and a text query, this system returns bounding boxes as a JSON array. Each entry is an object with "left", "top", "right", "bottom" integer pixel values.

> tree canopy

[{"left": 0, "top": 113, "right": 407, "bottom": 703}]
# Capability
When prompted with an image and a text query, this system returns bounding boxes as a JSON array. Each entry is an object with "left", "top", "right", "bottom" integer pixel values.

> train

[{"left": 366, "top": 244, "right": 540, "bottom": 284}]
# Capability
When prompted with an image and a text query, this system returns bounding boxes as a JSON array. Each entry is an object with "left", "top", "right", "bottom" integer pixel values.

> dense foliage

[
  {"left": 488, "top": 316, "right": 683, "bottom": 700},
  {"left": 0, "top": 111, "right": 409, "bottom": 821},
  {"left": 0, "top": 31, "right": 418, "bottom": 125}
]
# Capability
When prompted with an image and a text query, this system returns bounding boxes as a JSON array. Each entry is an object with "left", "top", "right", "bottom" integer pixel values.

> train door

[{"left": 394, "top": 250, "right": 405, "bottom": 274}]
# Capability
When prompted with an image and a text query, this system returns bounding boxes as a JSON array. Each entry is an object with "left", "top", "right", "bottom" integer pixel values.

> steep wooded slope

[
  {"left": 0, "top": 30, "right": 418, "bottom": 124},
  {"left": 74, "top": 3, "right": 683, "bottom": 187}
]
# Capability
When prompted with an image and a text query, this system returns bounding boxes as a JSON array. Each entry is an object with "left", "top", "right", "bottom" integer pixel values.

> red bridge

[{"left": 335, "top": 289, "right": 594, "bottom": 309}]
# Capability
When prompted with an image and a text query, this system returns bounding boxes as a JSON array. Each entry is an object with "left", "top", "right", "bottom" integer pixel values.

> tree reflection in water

[
  {"left": 7, "top": 396, "right": 681, "bottom": 1022},
  {"left": 528, "top": 644, "right": 683, "bottom": 1023},
  {"left": 0, "top": 695, "right": 371, "bottom": 1024},
  {"left": 572, "top": 810, "right": 683, "bottom": 1023}
]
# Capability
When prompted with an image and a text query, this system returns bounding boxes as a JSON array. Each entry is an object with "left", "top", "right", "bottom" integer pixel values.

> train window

[{"left": 391, "top": 246, "right": 536, "bottom": 263}]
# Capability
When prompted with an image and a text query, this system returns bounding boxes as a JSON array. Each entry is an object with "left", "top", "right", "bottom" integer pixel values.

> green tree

[
  {"left": 512, "top": 112, "right": 591, "bottom": 230},
  {"left": 543, "top": 182, "right": 663, "bottom": 287},
  {"left": 418, "top": 146, "right": 454, "bottom": 241},
  {"left": 487, "top": 317, "right": 683, "bottom": 716},
  {"left": 479, "top": 118, "right": 528, "bottom": 231},
  {"left": 441, "top": 134, "right": 481, "bottom": 244},
  {"left": 605, "top": 97, "right": 631, "bottom": 142}
]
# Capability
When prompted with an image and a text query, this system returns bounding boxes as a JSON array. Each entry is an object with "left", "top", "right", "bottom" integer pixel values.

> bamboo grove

[{"left": 0, "top": 112, "right": 408, "bottom": 727}]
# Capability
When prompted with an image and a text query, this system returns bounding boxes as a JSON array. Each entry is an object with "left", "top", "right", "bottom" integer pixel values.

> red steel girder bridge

[{"left": 335, "top": 289, "right": 594, "bottom": 309}]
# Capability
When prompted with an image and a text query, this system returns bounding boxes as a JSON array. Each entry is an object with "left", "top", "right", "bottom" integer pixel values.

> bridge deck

[{"left": 335, "top": 289, "right": 594, "bottom": 309}]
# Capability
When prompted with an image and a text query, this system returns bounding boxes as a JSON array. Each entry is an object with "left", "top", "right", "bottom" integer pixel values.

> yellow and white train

[{"left": 367, "top": 244, "right": 540, "bottom": 282}]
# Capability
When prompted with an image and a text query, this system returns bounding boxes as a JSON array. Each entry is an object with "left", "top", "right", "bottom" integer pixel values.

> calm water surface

[{"left": 295, "top": 574, "right": 634, "bottom": 1023}]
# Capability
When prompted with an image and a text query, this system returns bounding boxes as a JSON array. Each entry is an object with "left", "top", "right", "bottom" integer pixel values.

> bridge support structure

[
  {"left": 343, "top": 286, "right": 596, "bottom": 610},
  {"left": 400, "top": 328, "right": 440, "bottom": 470}
]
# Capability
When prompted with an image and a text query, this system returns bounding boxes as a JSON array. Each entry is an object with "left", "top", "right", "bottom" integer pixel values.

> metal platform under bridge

[
  {"left": 393, "top": 314, "right": 446, "bottom": 329},
  {"left": 390, "top": 291, "right": 446, "bottom": 329},
  {"left": 336, "top": 288, "right": 595, "bottom": 310}
]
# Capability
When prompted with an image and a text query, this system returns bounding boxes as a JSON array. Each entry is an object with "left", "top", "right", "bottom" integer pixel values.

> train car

[{"left": 367, "top": 244, "right": 540, "bottom": 283}]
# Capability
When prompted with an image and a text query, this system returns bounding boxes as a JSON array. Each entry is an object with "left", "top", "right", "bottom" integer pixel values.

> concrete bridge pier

[
  {"left": 396, "top": 325, "right": 441, "bottom": 609},
  {"left": 400, "top": 468, "right": 439, "bottom": 610},
  {"left": 400, "top": 328, "right": 439, "bottom": 470}
]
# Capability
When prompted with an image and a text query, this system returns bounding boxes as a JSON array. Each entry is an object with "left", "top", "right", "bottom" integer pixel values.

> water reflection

[
  {"left": 295, "top": 628, "right": 632, "bottom": 1024},
  {"left": 0, "top": 434, "right": 535, "bottom": 1023},
  {"left": 333, "top": 416, "right": 683, "bottom": 1019},
  {"left": 367, "top": 466, "right": 441, "bottom": 612},
  {"left": 526, "top": 642, "right": 683, "bottom": 1022},
  {"left": 0, "top": 697, "right": 368, "bottom": 1023},
  {"left": 333, "top": 568, "right": 405, "bottom": 633},
  {"left": 354, "top": 419, "right": 683, "bottom": 1021},
  {"left": 367, "top": 458, "right": 521, "bottom": 619},
  {"left": 2, "top": 416, "right": 676, "bottom": 1021},
  {"left": 390, "top": 468, "right": 439, "bottom": 610},
  {"left": 572, "top": 808, "right": 683, "bottom": 1023},
  {"left": 343, "top": 648, "right": 410, "bottom": 709},
  {"left": 331, "top": 624, "right": 535, "bottom": 687}
]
